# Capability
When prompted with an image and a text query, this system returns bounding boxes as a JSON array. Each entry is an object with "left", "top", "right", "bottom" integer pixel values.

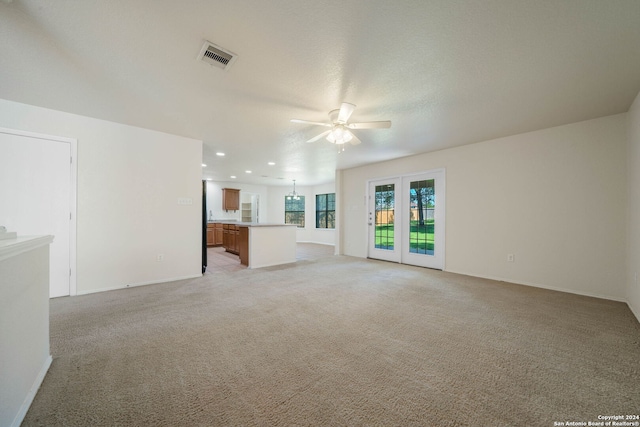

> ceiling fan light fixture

[
  {"left": 326, "top": 126, "right": 353, "bottom": 144},
  {"left": 342, "top": 131, "right": 353, "bottom": 143},
  {"left": 291, "top": 103, "right": 390, "bottom": 146}
]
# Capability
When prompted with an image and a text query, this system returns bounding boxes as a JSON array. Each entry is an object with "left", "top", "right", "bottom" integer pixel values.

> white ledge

[{"left": 0, "top": 235, "right": 54, "bottom": 263}]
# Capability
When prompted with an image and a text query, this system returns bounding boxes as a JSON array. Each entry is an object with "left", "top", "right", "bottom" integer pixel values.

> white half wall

[
  {"left": 628, "top": 91, "right": 640, "bottom": 319},
  {"left": 0, "top": 98, "right": 203, "bottom": 294},
  {"left": 340, "top": 114, "right": 628, "bottom": 301},
  {"left": 267, "top": 182, "right": 336, "bottom": 245},
  {"left": 0, "top": 237, "right": 52, "bottom": 427}
]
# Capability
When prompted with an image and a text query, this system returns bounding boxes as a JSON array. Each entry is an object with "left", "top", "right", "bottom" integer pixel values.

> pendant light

[{"left": 286, "top": 179, "right": 302, "bottom": 200}]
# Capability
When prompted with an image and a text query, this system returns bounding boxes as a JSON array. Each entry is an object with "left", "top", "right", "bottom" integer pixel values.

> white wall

[
  {"left": 340, "top": 114, "right": 628, "bottom": 301},
  {"left": 267, "top": 182, "right": 336, "bottom": 245},
  {"left": 205, "top": 181, "right": 269, "bottom": 223},
  {"left": 0, "top": 239, "right": 52, "bottom": 427},
  {"left": 0, "top": 98, "right": 203, "bottom": 294},
  {"left": 628, "top": 91, "right": 640, "bottom": 319}
]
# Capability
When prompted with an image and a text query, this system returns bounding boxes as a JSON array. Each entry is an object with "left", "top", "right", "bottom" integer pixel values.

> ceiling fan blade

[
  {"left": 307, "top": 130, "right": 332, "bottom": 143},
  {"left": 337, "top": 103, "right": 356, "bottom": 123},
  {"left": 348, "top": 133, "right": 362, "bottom": 145},
  {"left": 291, "top": 119, "right": 332, "bottom": 127},
  {"left": 347, "top": 121, "right": 392, "bottom": 129}
]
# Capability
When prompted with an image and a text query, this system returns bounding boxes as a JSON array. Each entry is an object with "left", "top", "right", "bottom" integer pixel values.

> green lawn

[
  {"left": 375, "top": 220, "right": 434, "bottom": 253},
  {"left": 374, "top": 225, "right": 394, "bottom": 248}
]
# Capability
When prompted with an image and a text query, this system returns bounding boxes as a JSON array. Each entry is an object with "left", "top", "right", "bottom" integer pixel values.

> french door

[
  {"left": 368, "top": 169, "right": 445, "bottom": 270},
  {"left": 368, "top": 178, "right": 401, "bottom": 263},
  {"left": 400, "top": 170, "right": 445, "bottom": 269}
]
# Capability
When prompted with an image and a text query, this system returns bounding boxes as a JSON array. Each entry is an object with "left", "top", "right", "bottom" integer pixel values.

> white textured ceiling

[{"left": 1, "top": 0, "right": 640, "bottom": 186}]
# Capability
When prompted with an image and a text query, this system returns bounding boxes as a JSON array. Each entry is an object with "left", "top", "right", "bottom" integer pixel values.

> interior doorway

[
  {"left": 0, "top": 127, "right": 77, "bottom": 297},
  {"left": 241, "top": 192, "right": 260, "bottom": 223}
]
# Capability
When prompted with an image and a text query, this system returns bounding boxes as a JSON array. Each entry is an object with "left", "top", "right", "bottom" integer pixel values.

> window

[
  {"left": 285, "top": 196, "right": 305, "bottom": 227},
  {"left": 374, "top": 184, "right": 395, "bottom": 250},
  {"left": 316, "top": 193, "right": 335, "bottom": 229}
]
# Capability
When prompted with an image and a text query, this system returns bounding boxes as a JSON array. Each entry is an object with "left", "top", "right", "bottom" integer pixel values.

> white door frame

[{"left": 0, "top": 127, "right": 77, "bottom": 296}]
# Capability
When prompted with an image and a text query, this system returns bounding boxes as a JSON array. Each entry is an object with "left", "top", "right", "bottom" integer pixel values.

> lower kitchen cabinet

[
  {"left": 206, "top": 223, "right": 215, "bottom": 246},
  {"left": 207, "top": 223, "right": 223, "bottom": 247},
  {"left": 222, "top": 224, "right": 243, "bottom": 256}
]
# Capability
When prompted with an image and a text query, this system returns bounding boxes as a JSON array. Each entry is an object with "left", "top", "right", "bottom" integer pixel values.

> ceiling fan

[{"left": 291, "top": 103, "right": 391, "bottom": 147}]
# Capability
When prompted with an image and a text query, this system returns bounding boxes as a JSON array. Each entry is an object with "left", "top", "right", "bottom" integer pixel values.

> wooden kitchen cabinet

[
  {"left": 229, "top": 226, "right": 237, "bottom": 254},
  {"left": 222, "top": 224, "right": 229, "bottom": 249},
  {"left": 233, "top": 225, "right": 240, "bottom": 254},
  {"left": 238, "top": 226, "right": 249, "bottom": 266},
  {"left": 214, "top": 223, "right": 223, "bottom": 245},
  {"left": 206, "top": 223, "right": 215, "bottom": 246},
  {"left": 207, "top": 223, "right": 223, "bottom": 247},
  {"left": 222, "top": 188, "right": 240, "bottom": 211},
  {"left": 222, "top": 224, "right": 240, "bottom": 255}
]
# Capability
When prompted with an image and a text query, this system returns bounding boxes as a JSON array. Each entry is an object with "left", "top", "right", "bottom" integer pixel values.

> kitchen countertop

[{"left": 207, "top": 221, "right": 297, "bottom": 228}]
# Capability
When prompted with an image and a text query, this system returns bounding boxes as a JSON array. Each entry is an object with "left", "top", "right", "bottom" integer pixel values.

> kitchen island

[{"left": 209, "top": 222, "right": 297, "bottom": 269}]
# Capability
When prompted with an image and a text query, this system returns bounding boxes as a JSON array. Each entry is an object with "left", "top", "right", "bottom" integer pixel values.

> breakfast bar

[{"left": 209, "top": 222, "right": 297, "bottom": 269}]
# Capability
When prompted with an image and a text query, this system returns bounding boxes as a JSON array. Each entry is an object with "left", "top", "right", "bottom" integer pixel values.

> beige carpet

[{"left": 23, "top": 255, "right": 640, "bottom": 426}]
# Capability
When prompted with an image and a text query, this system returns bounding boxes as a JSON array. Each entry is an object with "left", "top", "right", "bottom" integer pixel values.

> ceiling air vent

[{"left": 198, "top": 41, "right": 237, "bottom": 71}]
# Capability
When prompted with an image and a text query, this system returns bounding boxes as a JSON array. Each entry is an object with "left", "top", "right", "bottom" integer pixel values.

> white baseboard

[
  {"left": 444, "top": 269, "right": 627, "bottom": 303},
  {"left": 77, "top": 273, "right": 203, "bottom": 296},
  {"left": 296, "top": 241, "right": 335, "bottom": 246},
  {"left": 628, "top": 301, "right": 640, "bottom": 323},
  {"left": 11, "top": 355, "right": 52, "bottom": 427}
]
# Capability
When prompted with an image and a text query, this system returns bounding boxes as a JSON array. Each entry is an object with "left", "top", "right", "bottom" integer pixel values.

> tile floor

[{"left": 205, "top": 243, "right": 335, "bottom": 274}]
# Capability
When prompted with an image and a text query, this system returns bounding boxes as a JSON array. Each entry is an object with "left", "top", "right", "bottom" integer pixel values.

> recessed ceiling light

[
  {"left": 216, "top": 152, "right": 225, "bottom": 156},
  {"left": 230, "top": 175, "right": 236, "bottom": 179},
  {"left": 245, "top": 170, "right": 252, "bottom": 174},
  {"left": 268, "top": 162, "right": 275, "bottom": 166},
  {"left": 202, "top": 163, "right": 207, "bottom": 167}
]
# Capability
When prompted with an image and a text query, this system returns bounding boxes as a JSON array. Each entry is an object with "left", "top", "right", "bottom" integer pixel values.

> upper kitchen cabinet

[{"left": 222, "top": 188, "right": 240, "bottom": 211}]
